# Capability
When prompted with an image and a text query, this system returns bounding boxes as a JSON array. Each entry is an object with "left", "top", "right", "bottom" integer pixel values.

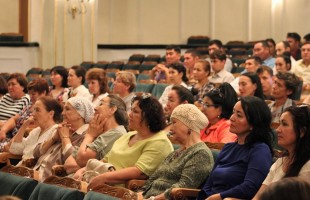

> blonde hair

[{"left": 116, "top": 71, "right": 136, "bottom": 92}]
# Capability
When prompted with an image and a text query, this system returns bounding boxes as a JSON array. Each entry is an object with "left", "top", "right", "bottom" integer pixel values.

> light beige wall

[{"left": 0, "top": 0, "right": 19, "bottom": 33}]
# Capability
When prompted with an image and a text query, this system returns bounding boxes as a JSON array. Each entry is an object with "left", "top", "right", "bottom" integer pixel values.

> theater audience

[
  {"left": 200, "top": 83, "right": 238, "bottom": 143},
  {"left": 0, "top": 78, "right": 49, "bottom": 151},
  {"left": 8, "top": 96, "right": 62, "bottom": 166},
  {"left": 86, "top": 68, "right": 109, "bottom": 107},
  {"left": 141, "top": 104, "right": 214, "bottom": 199},
  {"left": 238, "top": 72, "right": 265, "bottom": 99},
  {"left": 159, "top": 63, "right": 188, "bottom": 108},
  {"left": 197, "top": 96, "right": 274, "bottom": 200},
  {"left": 112, "top": 71, "right": 136, "bottom": 112},
  {"left": 76, "top": 95, "right": 173, "bottom": 186},
  {"left": 253, "top": 105, "right": 310, "bottom": 199},
  {"left": 64, "top": 94, "right": 128, "bottom": 174},
  {"left": 269, "top": 72, "right": 299, "bottom": 123},
  {"left": 0, "top": 73, "right": 30, "bottom": 122},
  {"left": 49, "top": 66, "right": 68, "bottom": 102},
  {"left": 62, "top": 65, "right": 91, "bottom": 102},
  {"left": 33, "top": 96, "right": 94, "bottom": 181}
]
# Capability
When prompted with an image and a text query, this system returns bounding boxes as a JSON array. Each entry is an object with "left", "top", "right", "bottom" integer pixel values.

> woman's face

[
  {"left": 113, "top": 76, "right": 129, "bottom": 94},
  {"left": 7, "top": 78, "right": 25, "bottom": 99},
  {"left": 29, "top": 89, "right": 45, "bottom": 104},
  {"left": 67, "top": 69, "right": 82, "bottom": 88},
  {"left": 239, "top": 76, "right": 257, "bottom": 97},
  {"left": 32, "top": 100, "right": 54, "bottom": 127},
  {"left": 62, "top": 102, "right": 82, "bottom": 123},
  {"left": 50, "top": 71, "right": 63, "bottom": 87},
  {"left": 201, "top": 96, "right": 221, "bottom": 125},
  {"left": 276, "top": 111, "right": 297, "bottom": 151},
  {"left": 168, "top": 68, "right": 182, "bottom": 84},
  {"left": 165, "top": 90, "right": 181, "bottom": 117},
  {"left": 94, "top": 96, "right": 112, "bottom": 118},
  {"left": 193, "top": 62, "right": 209, "bottom": 81},
  {"left": 275, "top": 57, "right": 290, "bottom": 73},
  {"left": 128, "top": 100, "right": 144, "bottom": 130},
  {"left": 229, "top": 101, "right": 252, "bottom": 136},
  {"left": 271, "top": 77, "right": 291, "bottom": 99},
  {"left": 169, "top": 118, "right": 189, "bottom": 144},
  {"left": 87, "top": 79, "right": 100, "bottom": 96}
]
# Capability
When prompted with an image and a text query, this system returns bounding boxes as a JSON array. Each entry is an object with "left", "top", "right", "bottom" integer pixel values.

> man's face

[
  {"left": 253, "top": 43, "right": 270, "bottom": 60},
  {"left": 183, "top": 53, "right": 198, "bottom": 69},
  {"left": 208, "top": 44, "right": 220, "bottom": 55},
  {"left": 258, "top": 70, "right": 273, "bottom": 96},
  {"left": 276, "top": 42, "right": 290, "bottom": 56},
  {"left": 166, "top": 49, "right": 181, "bottom": 64},
  {"left": 245, "top": 59, "right": 259, "bottom": 73},
  {"left": 301, "top": 44, "right": 310, "bottom": 61},
  {"left": 287, "top": 37, "right": 300, "bottom": 51},
  {"left": 211, "top": 58, "right": 225, "bottom": 73}
]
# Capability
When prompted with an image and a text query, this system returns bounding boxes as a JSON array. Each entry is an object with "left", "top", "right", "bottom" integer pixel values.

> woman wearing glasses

[
  {"left": 200, "top": 83, "right": 238, "bottom": 143},
  {"left": 198, "top": 96, "right": 274, "bottom": 200},
  {"left": 253, "top": 105, "right": 310, "bottom": 199},
  {"left": 80, "top": 95, "right": 173, "bottom": 188}
]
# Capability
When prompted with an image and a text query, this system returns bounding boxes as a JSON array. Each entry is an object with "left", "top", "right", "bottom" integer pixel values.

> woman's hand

[
  {"left": 57, "top": 123, "right": 71, "bottom": 140},
  {"left": 206, "top": 193, "right": 222, "bottom": 200},
  {"left": 87, "top": 173, "right": 108, "bottom": 191},
  {"left": 87, "top": 114, "right": 107, "bottom": 139},
  {"left": 73, "top": 167, "right": 86, "bottom": 180}
]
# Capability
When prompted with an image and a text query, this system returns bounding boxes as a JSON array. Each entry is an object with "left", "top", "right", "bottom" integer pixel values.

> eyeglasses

[{"left": 198, "top": 100, "right": 218, "bottom": 109}]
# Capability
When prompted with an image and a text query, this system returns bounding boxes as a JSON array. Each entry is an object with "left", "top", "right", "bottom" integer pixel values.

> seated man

[
  {"left": 183, "top": 49, "right": 200, "bottom": 84},
  {"left": 287, "top": 32, "right": 302, "bottom": 60},
  {"left": 253, "top": 41, "right": 275, "bottom": 68},
  {"left": 257, "top": 66, "right": 274, "bottom": 100},
  {"left": 151, "top": 45, "right": 181, "bottom": 83},
  {"left": 208, "top": 50, "right": 234, "bottom": 84},
  {"left": 207, "top": 39, "right": 233, "bottom": 72}
]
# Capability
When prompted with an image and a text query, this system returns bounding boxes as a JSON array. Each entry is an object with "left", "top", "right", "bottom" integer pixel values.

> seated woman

[
  {"left": 140, "top": 104, "right": 214, "bottom": 200},
  {"left": 200, "top": 83, "right": 238, "bottom": 143},
  {"left": 62, "top": 65, "right": 91, "bottom": 102},
  {"left": 192, "top": 59, "right": 214, "bottom": 101},
  {"left": 86, "top": 68, "right": 109, "bottom": 107},
  {"left": 0, "top": 78, "right": 49, "bottom": 152},
  {"left": 253, "top": 105, "right": 310, "bottom": 199},
  {"left": 197, "top": 96, "right": 274, "bottom": 200},
  {"left": 238, "top": 72, "right": 264, "bottom": 100},
  {"left": 274, "top": 54, "right": 292, "bottom": 74},
  {"left": 159, "top": 62, "right": 188, "bottom": 108},
  {"left": 0, "top": 73, "right": 30, "bottom": 123},
  {"left": 79, "top": 95, "right": 173, "bottom": 187},
  {"left": 49, "top": 66, "right": 68, "bottom": 102},
  {"left": 33, "top": 96, "right": 95, "bottom": 181},
  {"left": 7, "top": 96, "right": 62, "bottom": 166},
  {"left": 63, "top": 94, "right": 128, "bottom": 174},
  {"left": 268, "top": 72, "right": 300, "bottom": 123}
]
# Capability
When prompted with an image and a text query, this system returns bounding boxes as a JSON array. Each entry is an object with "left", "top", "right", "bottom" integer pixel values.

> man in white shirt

[
  {"left": 207, "top": 39, "right": 233, "bottom": 72},
  {"left": 208, "top": 50, "right": 234, "bottom": 84}
]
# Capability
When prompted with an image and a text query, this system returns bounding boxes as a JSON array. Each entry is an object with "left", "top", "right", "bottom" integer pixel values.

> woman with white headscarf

[{"left": 32, "top": 96, "right": 95, "bottom": 181}]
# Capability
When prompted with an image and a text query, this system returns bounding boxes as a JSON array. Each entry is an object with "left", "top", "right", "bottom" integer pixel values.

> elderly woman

[
  {"left": 200, "top": 83, "right": 238, "bottom": 143},
  {"left": 49, "top": 66, "right": 68, "bottom": 102},
  {"left": 0, "top": 78, "right": 49, "bottom": 151},
  {"left": 62, "top": 66, "right": 91, "bottom": 102},
  {"left": 0, "top": 73, "right": 30, "bottom": 121},
  {"left": 159, "top": 62, "right": 188, "bottom": 108},
  {"left": 7, "top": 96, "right": 62, "bottom": 166},
  {"left": 141, "top": 104, "right": 214, "bottom": 200},
  {"left": 238, "top": 72, "right": 264, "bottom": 99},
  {"left": 269, "top": 72, "right": 300, "bottom": 123},
  {"left": 33, "top": 97, "right": 94, "bottom": 181},
  {"left": 197, "top": 96, "right": 274, "bottom": 200},
  {"left": 63, "top": 94, "right": 128, "bottom": 174},
  {"left": 86, "top": 68, "right": 109, "bottom": 107},
  {"left": 112, "top": 71, "right": 136, "bottom": 112},
  {"left": 253, "top": 105, "right": 310, "bottom": 199},
  {"left": 83, "top": 95, "right": 173, "bottom": 188}
]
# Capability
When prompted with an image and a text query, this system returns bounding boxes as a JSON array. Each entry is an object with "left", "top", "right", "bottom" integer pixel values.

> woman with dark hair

[
  {"left": 159, "top": 62, "right": 188, "bottom": 107},
  {"left": 50, "top": 66, "right": 68, "bottom": 102},
  {"left": 275, "top": 55, "right": 291, "bottom": 74},
  {"left": 64, "top": 94, "right": 128, "bottom": 174},
  {"left": 253, "top": 105, "right": 310, "bottom": 199},
  {"left": 238, "top": 72, "right": 264, "bottom": 99},
  {"left": 192, "top": 59, "right": 214, "bottom": 101},
  {"left": 8, "top": 96, "right": 62, "bottom": 166},
  {"left": 200, "top": 83, "right": 238, "bottom": 143},
  {"left": 269, "top": 71, "right": 300, "bottom": 123},
  {"left": 0, "top": 73, "right": 30, "bottom": 121},
  {"left": 86, "top": 68, "right": 109, "bottom": 107},
  {"left": 62, "top": 65, "right": 91, "bottom": 102},
  {"left": 0, "top": 78, "right": 49, "bottom": 151},
  {"left": 198, "top": 96, "right": 274, "bottom": 200},
  {"left": 84, "top": 94, "right": 173, "bottom": 188},
  {"left": 0, "top": 76, "right": 8, "bottom": 99}
]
